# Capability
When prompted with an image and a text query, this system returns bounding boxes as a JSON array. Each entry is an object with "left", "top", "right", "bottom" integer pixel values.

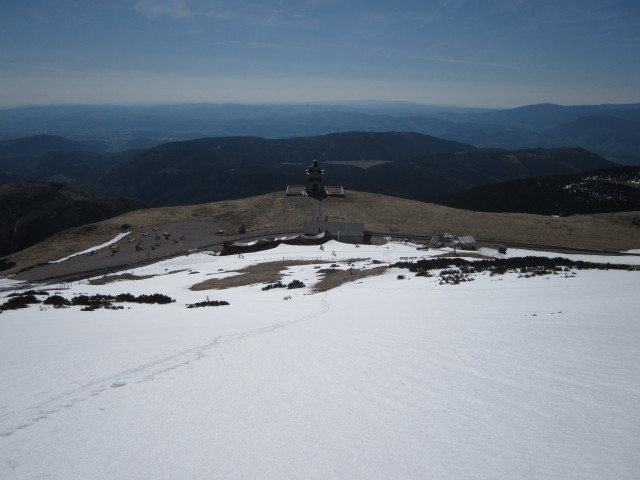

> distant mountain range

[
  {"left": 467, "top": 103, "right": 640, "bottom": 130},
  {"left": 435, "top": 166, "right": 640, "bottom": 215},
  {"left": 0, "top": 128, "right": 628, "bottom": 206},
  {"left": 0, "top": 131, "right": 615, "bottom": 207},
  {"left": 0, "top": 134, "right": 99, "bottom": 157},
  {"left": 0, "top": 102, "right": 638, "bottom": 164},
  {"left": 0, "top": 135, "right": 139, "bottom": 187},
  {"left": 0, "top": 128, "right": 638, "bottom": 258}
]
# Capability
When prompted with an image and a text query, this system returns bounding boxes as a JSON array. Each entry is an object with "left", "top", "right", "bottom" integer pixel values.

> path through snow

[{"left": 1, "top": 241, "right": 639, "bottom": 479}]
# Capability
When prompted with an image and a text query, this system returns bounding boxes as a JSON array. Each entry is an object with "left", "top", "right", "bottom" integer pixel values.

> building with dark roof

[{"left": 305, "top": 220, "right": 365, "bottom": 244}]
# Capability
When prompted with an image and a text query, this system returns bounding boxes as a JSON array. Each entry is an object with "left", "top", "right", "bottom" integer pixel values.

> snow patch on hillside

[
  {"left": 51, "top": 231, "right": 130, "bottom": 263},
  {"left": 1, "top": 241, "right": 639, "bottom": 479}
]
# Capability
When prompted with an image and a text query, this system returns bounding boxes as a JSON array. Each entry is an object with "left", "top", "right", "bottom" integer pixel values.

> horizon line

[{"left": 1, "top": 100, "right": 639, "bottom": 111}]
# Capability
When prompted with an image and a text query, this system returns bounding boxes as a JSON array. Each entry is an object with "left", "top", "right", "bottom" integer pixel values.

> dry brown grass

[
  {"left": 190, "top": 260, "right": 329, "bottom": 291},
  {"left": 88, "top": 273, "right": 156, "bottom": 285},
  {"left": 313, "top": 265, "right": 388, "bottom": 292},
  {"left": 190, "top": 259, "right": 389, "bottom": 294},
  {"left": 3, "top": 190, "right": 640, "bottom": 275},
  {"left": 88, "top": 269, "right": 188, "bottom": 285}
]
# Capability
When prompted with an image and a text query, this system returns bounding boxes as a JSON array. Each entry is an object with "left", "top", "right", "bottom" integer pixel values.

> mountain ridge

[
  {"left": 0, "top": 131, "right": 617, "bottom": 207},
  {"left": 94, "top": 133, "right": 614, "bottom": 206},
  {"left": 0, "top": 182, "right": 138, "bottom": 258},
  {"left": 435, "top": 166, "right": 640, "bottom": 215},
  {"left": 1, "top": 102, "right": 638, "bottom": 163}
]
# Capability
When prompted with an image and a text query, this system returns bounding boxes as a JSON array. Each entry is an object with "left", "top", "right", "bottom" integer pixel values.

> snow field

[{"left": 1, "top": 241, "right": 639, "bottom": 479}]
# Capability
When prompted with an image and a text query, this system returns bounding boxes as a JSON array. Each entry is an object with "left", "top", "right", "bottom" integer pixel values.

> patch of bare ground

[
  {"left": 89, "top": 273, "right": 155, "bottom": 285},
  {"left": 190, "top": 260, "right": 330, "bottom": 291},
  {"left": 88, "top": 269, "right": 188, "bottom": 285},
  {"left": 313, "top": 265, "right": 388, "bottom": 293}
]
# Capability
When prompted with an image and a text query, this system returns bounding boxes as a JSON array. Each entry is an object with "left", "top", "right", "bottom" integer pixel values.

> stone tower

[{"left": 306, "top": 160, "right": 325, "bottom": 195}]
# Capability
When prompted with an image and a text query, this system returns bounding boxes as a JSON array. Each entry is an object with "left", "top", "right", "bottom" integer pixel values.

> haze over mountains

[{"left": 1, "top": 102, "right": 639, "bottom": 164}]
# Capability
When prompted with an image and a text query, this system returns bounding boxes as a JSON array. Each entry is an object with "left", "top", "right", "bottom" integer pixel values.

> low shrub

[
  {"left": 7, "top": 289, "right": 49, "bottom": 297},
  {"left": 69, "top": 293, "right": 175, "bottom": 310},
  {"left": 43, "top": 295, "right": 72, "bottom": 308},
  {"left": 262, "top": 282, "right": 285, "bottom": 291},
  {"left": 392, "top": 256, "right": 639, "bottom": 285},
  {"left": 1, "top": 294, "right": 41, "bottom": 310},
  {"left": 287, "top": 280, "right": 305, "bottom": 289},
  {"left": 72, "top": 294, "right": 114, "bottom": 309},
  {"left": 3, "top": 291, "right": 176, "bottom": 312},
  {"left": 439, "top": 269, "right": 474, "bottom": 285},
  {"left": 134, "top": 293, "right": 174, "bottom": 304},
  {"left": 115, "top": 293, "right": 136, "bottom": 303},
  {"left": 187, "top": 300, "right": 230, "bottom": 308},
  {"left": 394, "top": 256, "right": 639, "bottom": 277}
]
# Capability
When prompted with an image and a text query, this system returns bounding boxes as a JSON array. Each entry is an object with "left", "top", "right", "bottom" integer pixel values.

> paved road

[{"left": 11, "top": 222, "right": 301, "bottom": 284}]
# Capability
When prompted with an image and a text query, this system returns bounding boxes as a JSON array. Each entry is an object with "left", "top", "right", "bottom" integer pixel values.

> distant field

[{"left": 324, "top": 160, "right": 391, "bottom": 169}]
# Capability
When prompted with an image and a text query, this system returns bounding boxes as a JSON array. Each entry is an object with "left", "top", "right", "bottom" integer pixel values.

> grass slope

[{"left": 2, "top": 190, "right": 639, "bottom": 275}]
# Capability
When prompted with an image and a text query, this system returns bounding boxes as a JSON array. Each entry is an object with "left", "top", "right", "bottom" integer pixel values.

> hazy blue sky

[{"left": 1, "top": 0, "right": 638, "bottom": 108}]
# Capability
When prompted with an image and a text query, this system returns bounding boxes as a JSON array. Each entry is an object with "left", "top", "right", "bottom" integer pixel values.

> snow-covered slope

[{"left": 1, "top": 241, "right": 639, "bottom": 479}]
